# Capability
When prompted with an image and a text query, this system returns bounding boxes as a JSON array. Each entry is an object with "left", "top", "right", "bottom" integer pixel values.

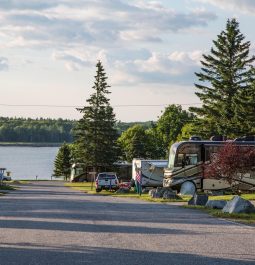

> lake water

[{"left": 0, "top": 146, "right": 60, "bottom": 180}]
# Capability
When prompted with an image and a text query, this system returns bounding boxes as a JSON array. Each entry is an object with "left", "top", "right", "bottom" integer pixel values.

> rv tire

[{"left": 180, "top": 181, "right": 196, "bottom": 196}]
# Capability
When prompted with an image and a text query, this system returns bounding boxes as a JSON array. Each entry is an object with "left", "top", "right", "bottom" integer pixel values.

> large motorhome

[
  {"left": 163, "top": 140, "right": 255, "bottom": 193},
  {"left": 132, "top": 159, "right": 168, "bottom": 187}
]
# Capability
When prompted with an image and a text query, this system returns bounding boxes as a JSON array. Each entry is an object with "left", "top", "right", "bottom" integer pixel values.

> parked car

[
  {"left": 95, "top": 172, "right": 119, "bottom": 192},
  {"left": 0, "top": 168, "right": 11, "bottom": 181},
  {"left": 3, "top": 175, "right": 11, "bottom": 181},
  {"left": 118, "top": 181, "right": 131, "bottom": 189}
]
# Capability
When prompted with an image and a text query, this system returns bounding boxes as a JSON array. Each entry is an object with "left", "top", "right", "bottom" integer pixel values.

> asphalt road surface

[{"left": 0, "top": 181, "right": 254, "bottom": 265}]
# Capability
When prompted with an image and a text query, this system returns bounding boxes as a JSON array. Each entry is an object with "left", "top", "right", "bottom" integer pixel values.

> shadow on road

[{"left": 0, "top": 244, "right": 254, "bottom": 265}]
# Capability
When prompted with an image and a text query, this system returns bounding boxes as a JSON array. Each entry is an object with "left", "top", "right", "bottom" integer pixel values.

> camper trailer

[
  {"left": 132, "top": 159, "right": 168, "bottom": 187},
  {"left": 163, "top": 139, "right": 255, "bottom": 193}
]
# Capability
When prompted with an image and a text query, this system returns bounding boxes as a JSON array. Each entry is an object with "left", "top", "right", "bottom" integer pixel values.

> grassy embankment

[
  {"left": 184, "top": 193, "right": 255, "bottom": 225},
  {"left": 0, "top": 183, "right": 17, "bottom": 195},
  {"left": 0, "top": 180, "right": 30, "bottom": 195},
  {"left": 65, "top": 182, "right": 191, "bottom": 203},
  {"left": 66, "top": 182, "right": 255, "bottom": 224},
  {"left": 184, "top": 205, "right": 255, "bottom": 225}
]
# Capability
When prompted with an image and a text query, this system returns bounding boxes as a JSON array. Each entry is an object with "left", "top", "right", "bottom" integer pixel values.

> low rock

[
  {"left": 162, "top": 190, "right": 178, "bottom": 199},
  {"left": 142, "top": 187, "right": 152, "bottom": 194},
  {"left": 156, "top": 187, "right": 166, "bottom": 196},
  {"left": 148, "top": 189, "right": 156, "bottom": 197},
  {"left": 188, "top": 193, "right": 208, "bottom": 206},
  {"left": 222, "top": 196, "right": 255, "bottom": 214},
  {"left": 115, "top": 188, "right": 129, "bottom": 194},
  {"left": 151, "top": 191, "right": 162, "bottom": 198},
  {"left": 150, "top": 187, "right": 165, "bottom": 198},
  {"left": 205, "top": 200, "right": 227, "bottom": 209}
]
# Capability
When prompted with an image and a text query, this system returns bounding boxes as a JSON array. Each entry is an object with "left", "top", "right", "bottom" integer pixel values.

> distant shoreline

[{"left": 0, "top": 142, "right": 62, "bottom": 147}]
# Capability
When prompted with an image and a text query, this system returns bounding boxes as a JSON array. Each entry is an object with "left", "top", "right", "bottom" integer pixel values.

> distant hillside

[
  {"left": 0, "top": 117, "right": 74, "bottom": 143},
  {"left": 0, "top": 117, "right": 153, "bottom": 143}
]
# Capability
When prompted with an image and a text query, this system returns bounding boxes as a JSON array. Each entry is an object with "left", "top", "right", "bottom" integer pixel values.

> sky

[{"left": 0, "top": 0, "right": 255, "bottom": 122}]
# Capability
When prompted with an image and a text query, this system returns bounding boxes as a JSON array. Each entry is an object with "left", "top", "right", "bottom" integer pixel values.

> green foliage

[
  {"left": 177, "top": 123, "right": 196, "bottom": 141},
  {"left": 234, "top": 79, "right": 255, "bottom": 134},
  {"left": 0, "top": 117, "right": 74, "bottom": 143},
  {"left": 117, "top": 105, "right": 193, "bottom": 161},
  {"left": 115, "top": 121, "right": 153, "bottom": 135},
  {"left": 54, "top": 143, "right": 72, "bottom": 178},
  {"left": 73, "top": 61, "right": 118, "bottom": 169},
  {"left": 118, "top": 125, "right": 149, "bottom": 162},
  {"left": 190, "top": 18, "right": 255, "bottom": 138},
  {"left": 156, "top": 104, "right": 193, "bottom": 157}
]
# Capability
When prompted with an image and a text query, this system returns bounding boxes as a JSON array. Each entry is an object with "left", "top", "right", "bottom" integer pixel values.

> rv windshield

[
  {"left": 168, "top": 145, "right": 177, "bottom": 169},
  {"left": 175, "top": 143, "right": 201, "bottom": 167}
]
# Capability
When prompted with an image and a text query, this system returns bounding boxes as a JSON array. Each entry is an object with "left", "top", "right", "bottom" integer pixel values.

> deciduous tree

[{"left": 204, "top": 143, "right": 255, "bottom": 192}]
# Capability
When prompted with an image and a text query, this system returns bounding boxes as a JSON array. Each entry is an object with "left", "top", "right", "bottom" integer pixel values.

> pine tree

[
  {"left": 54, "top": 143, "right": 71, "bottom": 179},
  {"left": 234, "top": 77, "right": 255, "bottom": 134},
  {"left": 190, "top": 18, "right": 255, "bottom": 137},
  {"left": 74, "top": 61, "right": 118, "bottom": 171}
]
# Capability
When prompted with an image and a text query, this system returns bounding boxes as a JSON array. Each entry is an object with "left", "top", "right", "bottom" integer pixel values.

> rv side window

[
  {"left": 176, "top": 153, "right": 199, "bottom": 167},
  {"left": 185, "top": 154, "right": 198, "bottom": 165},
  {"left": 205, "top": 145, "right": 222, "bottom": 162},
  {"left": 176, "top": 154, "right": 184, "bottom": 167}
]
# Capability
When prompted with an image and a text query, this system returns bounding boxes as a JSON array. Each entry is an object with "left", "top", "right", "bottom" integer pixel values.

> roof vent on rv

[
  {"left": 210, "top": 135, "right": 226, "bottom": 141},
  {"left": 189, "top": 136, "right": 202, "bottom": 141},
  {"left": 234, "top": 135, "right": 255, "bottom": 142}
]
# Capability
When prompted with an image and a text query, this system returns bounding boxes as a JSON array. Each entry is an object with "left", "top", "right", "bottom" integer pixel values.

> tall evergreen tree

[
  {"left": 234, "top": 76, "right": 255, "bottom": 134},
  {"left": 74, "top": 61, "right": 118, "bottom": 171},
  {"left": 190, "top": 18, "right": 255, "bottom": 137},
  {"left": 54, "top": 142, "right": 72, "bottom": 179}
]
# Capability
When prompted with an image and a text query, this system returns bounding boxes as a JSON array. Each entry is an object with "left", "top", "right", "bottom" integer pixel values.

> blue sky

[{"left": 0, "top": 0, "right": 254, "bottom": 121}]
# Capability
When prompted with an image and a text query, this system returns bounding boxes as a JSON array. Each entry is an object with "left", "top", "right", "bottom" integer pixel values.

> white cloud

[
  {"left": 0, "top": 57, "right": 9, "bottom": 71},
  {"left": 0, "top": 0, "right": 215, "bottom": 85},
  {"left": 0, "top": 0, "right": 217, "bottom": 49},
  {"left": 196, "top": 0, "right": 255, "bottom": 14},
  {"left": 110, "top": 50, "right": 203, "bottom": 85}
]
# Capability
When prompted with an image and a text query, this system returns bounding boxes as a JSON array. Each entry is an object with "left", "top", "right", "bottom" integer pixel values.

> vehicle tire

[
  {"left": 96, "top": 188, "right": 102, "bottom": 193},
  {"left": 179, "top": 181, "right": 196, "bottom": 196}
]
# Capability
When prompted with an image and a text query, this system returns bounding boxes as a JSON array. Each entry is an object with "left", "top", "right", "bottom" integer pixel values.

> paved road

[{"left": 0, "top": 182, "right": 254, "bottom": 265}]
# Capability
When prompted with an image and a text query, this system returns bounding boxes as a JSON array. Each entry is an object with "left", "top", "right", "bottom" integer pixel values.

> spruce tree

[
  {"left": 54, "top": 143, "right": 71, "bottom": 179},
  {"left": 74, "top": 61, "right": 118, "bottom": 171},
  {"left": 190, "top": 18, "right": 255, "bottom": 137},
  {"left": 234, "top": 77, "right": 255, "bottom": 134}
]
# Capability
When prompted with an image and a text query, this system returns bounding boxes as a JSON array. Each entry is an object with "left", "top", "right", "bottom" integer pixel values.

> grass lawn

[
  {"left": 0, "top": 184, "right": 16, "bottom": 191},
  {"left": 66, "top": 182, "right": 255, "bottom": 224},
  {"left": 7, "top": 180, "right": 30, "bottom": 184},
  {"left": 208, "top": 194, "right": 255, "bottom": 201},
  {"left": 65, "top": 182, "right": 190, "bottom": 203},
  {"left": 183, "top": 205, "right": 255, "bottom": 225}
]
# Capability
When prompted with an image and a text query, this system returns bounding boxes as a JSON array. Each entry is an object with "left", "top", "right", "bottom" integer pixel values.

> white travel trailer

[{"left": 132, "top": 159, "right": 168, "bottom": 187}]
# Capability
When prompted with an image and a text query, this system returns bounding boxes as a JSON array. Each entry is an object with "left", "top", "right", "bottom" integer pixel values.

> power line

[{"left": 0, "top": 102, "right": 202, "bottom": 108}]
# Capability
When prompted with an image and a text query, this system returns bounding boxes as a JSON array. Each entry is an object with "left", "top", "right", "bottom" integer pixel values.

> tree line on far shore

[{"left": 0, "top": 117, "right": 152, "bottom": 143}]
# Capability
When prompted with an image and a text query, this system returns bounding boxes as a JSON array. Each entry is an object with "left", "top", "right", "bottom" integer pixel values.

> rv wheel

[{"left": 179, "top": 181, "right": 196, "bottom": 196}]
